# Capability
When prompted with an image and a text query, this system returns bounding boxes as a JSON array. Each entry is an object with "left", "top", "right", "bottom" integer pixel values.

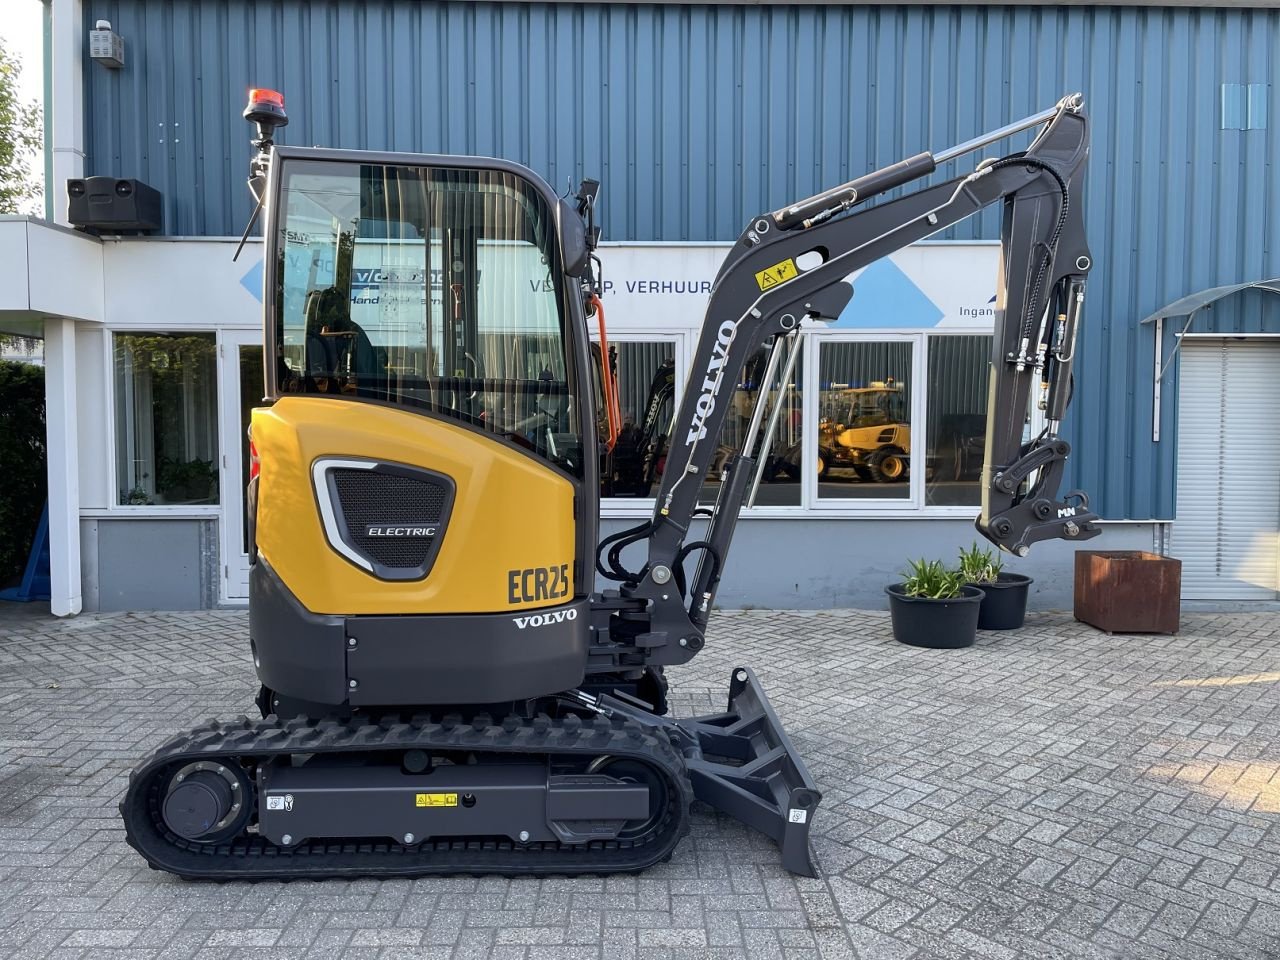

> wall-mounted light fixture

[{"left": 89, "top": 19, "right": 124, "bottom": 69}]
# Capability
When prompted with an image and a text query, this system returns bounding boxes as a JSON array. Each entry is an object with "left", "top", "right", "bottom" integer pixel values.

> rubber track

[{"left": 120, "top": 711, "right": 693, "bottom": 880}]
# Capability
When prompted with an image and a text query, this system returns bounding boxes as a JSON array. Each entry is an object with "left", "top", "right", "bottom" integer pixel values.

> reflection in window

[
  {"left": 603, "top": 341, "right": 676, "bottom": 498},
  {"left": 816, "top": 341, "right": 912, "bottom": 500},
  {"left": 925, "top": 335, "right": 991, "bottom": 506},
  {"left": 699, "top": 341, "right": 803, "bottom": 507},
  {"left": 114, "top": 333, "right": 218, "bottom": 506}
]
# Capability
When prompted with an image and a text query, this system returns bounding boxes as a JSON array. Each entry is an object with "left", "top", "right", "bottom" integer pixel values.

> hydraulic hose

[
  {"left": 988, "top": 155, "right": 1070, "bottom": 341},
  {"left": 671, "top": 540, "right": 722, "bottom": 600},
  {"left": 596, "top": 520, "right": 653, "bottom": 583}
]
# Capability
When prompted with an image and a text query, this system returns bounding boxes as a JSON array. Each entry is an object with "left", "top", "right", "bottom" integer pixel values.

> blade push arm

[{"left": 599, "top": 95, "right": 1097, "bottom": 662}]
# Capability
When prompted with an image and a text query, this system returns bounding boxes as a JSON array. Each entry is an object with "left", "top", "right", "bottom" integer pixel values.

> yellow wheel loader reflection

[{"left": 780, "top": 381, "right": 910, "bottom": 483}]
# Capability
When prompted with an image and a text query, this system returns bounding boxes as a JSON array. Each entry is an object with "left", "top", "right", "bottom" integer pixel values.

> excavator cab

[{"left": 249, "top": 152, "right": 602, "bottom": 712}]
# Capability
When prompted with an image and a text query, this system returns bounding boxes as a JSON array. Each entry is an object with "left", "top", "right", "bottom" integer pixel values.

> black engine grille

[{"left": 330, "top": 468, "right": 449, "bottom": 572}]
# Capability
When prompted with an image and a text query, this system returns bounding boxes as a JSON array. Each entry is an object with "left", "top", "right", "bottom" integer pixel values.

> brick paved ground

[{"left": 1, "top": 603, "right": 1279, "bottom": 959}]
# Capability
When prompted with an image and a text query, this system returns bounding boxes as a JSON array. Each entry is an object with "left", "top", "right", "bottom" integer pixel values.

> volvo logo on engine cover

[{"left": 365, "top": 525, "right": 438, "bottom": 537}]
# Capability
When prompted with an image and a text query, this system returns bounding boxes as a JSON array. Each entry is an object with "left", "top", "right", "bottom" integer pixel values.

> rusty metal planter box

[{"left": 1073, "top": 551, "right": 1181, "bottom": 634}]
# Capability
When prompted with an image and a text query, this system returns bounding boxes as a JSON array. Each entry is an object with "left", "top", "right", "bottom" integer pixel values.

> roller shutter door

[{"left": 1174, "top": 340, "right": 1280, "bottom": 600}]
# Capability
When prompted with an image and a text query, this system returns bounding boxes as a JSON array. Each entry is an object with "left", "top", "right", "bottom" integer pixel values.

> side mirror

[
  {"left": 562, "top": 177, "right": 603, "bottom": 277},
  {"left": 560, "top": 199, "right": 590, "bottom": 277},
  {"left": 575, "top": 178, "right": 600, "bottom": 220}
]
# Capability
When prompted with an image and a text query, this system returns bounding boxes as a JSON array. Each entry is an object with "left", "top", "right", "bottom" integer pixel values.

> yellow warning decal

[
  {"left": 415, "top": 793, "right": 459, "bottom": 808},
  {"left": 755, "top": 258, "right": 798, "bottom": 291}
]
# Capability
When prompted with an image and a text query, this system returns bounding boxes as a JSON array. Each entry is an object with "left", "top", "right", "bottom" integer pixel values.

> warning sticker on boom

[
  {"left": 755, "top": 258, "right": 798, "bottom": 291},
  {"left": 415, "top": 793, "right": 459, "bottom": 807}
]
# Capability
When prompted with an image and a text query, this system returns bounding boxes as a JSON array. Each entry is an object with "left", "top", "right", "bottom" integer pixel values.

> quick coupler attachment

[
  {"left": 677, "top": 666, "right": 822, "bottom": 877},
  {"left": 978, "top": 489, "right": 1101, "bottom": 556}
]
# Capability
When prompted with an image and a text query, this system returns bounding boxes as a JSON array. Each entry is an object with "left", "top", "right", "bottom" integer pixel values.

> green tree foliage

[
  {"left": 0, "top": 360, "right": 47, "bottom": 584},
  {"left": 0, "top": 39, "right": 43, "bottom": 215}
]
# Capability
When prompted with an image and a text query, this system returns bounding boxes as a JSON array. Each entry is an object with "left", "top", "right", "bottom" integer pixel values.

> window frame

[
  {"left": 705, "top": 332, "right": 807, "bottom": 516},
  {"left": 594, "top": 324, "right": 997, "bottom": 520},
  {"left": 102, "top": 327, "right": 224, "bottom": 517},
  {"left": 920, "top": 329, "right": 998, "bottom": 518},
  {"left": 784, "top": 328, "right": 997, "bottom": 518},
  {"left": 802, "top": 332, "right": 925, "bottom": 514},
  {"left": 593, "top": 328, "right": 691, "bottom": 518}
]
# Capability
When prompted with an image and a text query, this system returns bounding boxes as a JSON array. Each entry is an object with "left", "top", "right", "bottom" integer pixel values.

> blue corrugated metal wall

[{"left": 82, "top": 2, "right": 1280, "bottom": 521}]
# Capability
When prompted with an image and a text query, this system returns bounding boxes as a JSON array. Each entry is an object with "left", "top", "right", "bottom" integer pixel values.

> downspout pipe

[
  {"left": 42, "top": 0, "right": 53, "bottom": 221},
  {"left": 49, "top": 0, "right": 85, "bottom": 226},
  {"left": 42, "top": 0, "right": 85, "bottom": 616}
]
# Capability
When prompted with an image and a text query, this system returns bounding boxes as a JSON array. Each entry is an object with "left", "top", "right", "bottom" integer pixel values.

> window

[
  {"left": 595, "top": 323, "right": 993, "bottom": 515},
  {"left": 815, "top": 339, "right": 913, "bottom": 501},
  {"left": 698, "top": 339, "right": 803, "bottom": 507},
  {"left": 925, "top": 335, "right": 992, "bottom": 507},
  {"left": 274, "top": 160, "right": 583, "bottom": 476},
  {"left": 602, "top": 339, "right": 677, "bottom": 498},
  {"left": 114, "top": 332, "right": 218, "bottom": 506}
]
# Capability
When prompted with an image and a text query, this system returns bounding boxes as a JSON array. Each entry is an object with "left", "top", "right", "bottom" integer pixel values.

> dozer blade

[{"left": 677, "top": 666, "right": 821, "bottom": 877}]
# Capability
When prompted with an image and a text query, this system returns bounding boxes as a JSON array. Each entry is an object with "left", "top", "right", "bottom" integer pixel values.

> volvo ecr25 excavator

[{"left": 121, "top": 89, "right": 1100, "bottom": 880}]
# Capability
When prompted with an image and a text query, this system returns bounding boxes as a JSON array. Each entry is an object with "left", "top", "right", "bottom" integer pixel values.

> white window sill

[
  {"left": 81, "top": 506, "right": 222, "bottom": 519},
  {"left": 601, "top": 501, "right": 985, "bottom": 521}
]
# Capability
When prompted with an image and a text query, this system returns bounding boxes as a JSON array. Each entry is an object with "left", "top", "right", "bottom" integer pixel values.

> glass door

[
  {"left": 805, "top": 333, "right": 923, "bottom": 508},
  {"left": 594, "top": 333, "right": 688, "bottom": 502},
  {"left": 219, "top": 329, "right": 265, "bottom": 601}
]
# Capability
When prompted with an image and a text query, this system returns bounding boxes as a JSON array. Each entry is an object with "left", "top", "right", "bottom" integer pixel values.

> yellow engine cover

[{"left": 252, "top": 397, "right": 577, "bottom": 616}]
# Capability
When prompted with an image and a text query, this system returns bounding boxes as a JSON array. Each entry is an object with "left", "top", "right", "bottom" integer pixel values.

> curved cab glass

[{"left": 270, "top": 159, "right": 584, "bottom": 476}]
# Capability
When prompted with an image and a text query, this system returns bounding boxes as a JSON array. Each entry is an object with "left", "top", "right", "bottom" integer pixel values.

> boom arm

[{"left": 595, "top": 94, "right": 1098, "bottom": 664}]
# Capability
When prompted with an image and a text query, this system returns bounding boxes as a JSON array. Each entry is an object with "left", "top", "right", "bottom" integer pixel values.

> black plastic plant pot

[
  {"left": 884, "top": 584, "right": 983, "bottom": 649},
  {"left": 972, "top": 573, "right": 1034, "bottom": 630}
]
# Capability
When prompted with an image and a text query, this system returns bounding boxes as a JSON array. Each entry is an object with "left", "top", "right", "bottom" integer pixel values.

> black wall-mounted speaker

[{"left": 67, "top": 177, "right": 163, "bottom": 234}]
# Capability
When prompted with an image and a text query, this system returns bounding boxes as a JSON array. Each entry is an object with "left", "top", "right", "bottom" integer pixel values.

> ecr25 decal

[{"left": 507, "top": 564, "right": 570, "bottom": 604}]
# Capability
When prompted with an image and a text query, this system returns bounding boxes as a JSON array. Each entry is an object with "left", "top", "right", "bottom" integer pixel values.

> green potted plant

[
  {"left": 124, "top": 483, "right": 151, "bottom": 506},
  {"left": 958, "top": 542, "right": 1033, "bottom": 630},
  {"left": 157, "top": 457, "right": 217, "bottom": 502},
  {"left": 157, "top": 456, "right": 192, "bottom": 501},
  {"left": 885, "top": 558, "right": 984, "bottom": 649},
  {"left": 182, "top": 458, "right": 217, "bottom": 501}
]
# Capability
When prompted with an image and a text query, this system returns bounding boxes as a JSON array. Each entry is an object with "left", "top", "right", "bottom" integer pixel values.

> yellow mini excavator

[{"left": 121, "top": 88, "right": 1099, "bottom": 879}]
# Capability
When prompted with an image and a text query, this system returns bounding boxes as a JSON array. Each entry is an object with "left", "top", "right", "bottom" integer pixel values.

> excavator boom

[{"left": 598, "top": 94, "right": 1097, "bottom": 635}]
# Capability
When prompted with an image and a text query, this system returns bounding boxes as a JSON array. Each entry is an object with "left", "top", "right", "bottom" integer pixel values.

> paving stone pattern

[{"left": 1, "top": 604, "right": 1279, "bottom": 959}]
